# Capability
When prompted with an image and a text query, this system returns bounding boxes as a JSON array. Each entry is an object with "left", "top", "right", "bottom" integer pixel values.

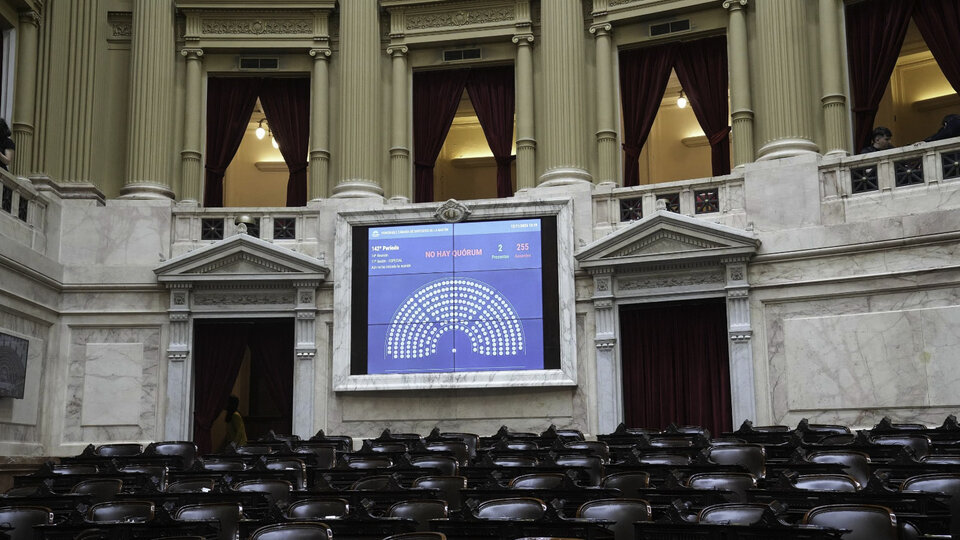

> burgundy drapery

[
  {"left": 413, "top": 69, "right": 471, "bottom": 202},
  {"left": 260, "top": 78, "right": 311, "bottom": 206},
  {"left": 204, "top": 78, "right": 262, "bottom": 207},
  {"left": 619, "top": 301, "right": 732, "bottom": 436},
  {"left": 844, "top": 0, "right": 915, "bottom": 152},
  {"left": 912, "top": 0, "right": 960, "bottom": 96},
  {"left": 674, "top": 36, "right": 731, "bottom": 177},
  {"left": 465, "top": 66, "right": 516, "bottom": 198},
  {"left": 618, "top": 44, "right": 676, "bottom": 187},
  {"left": 247, "top": 320, "right": 295, "bottom": 435},
  {"left": 192, "top": 323, "right": 251, "bottom": 454}
]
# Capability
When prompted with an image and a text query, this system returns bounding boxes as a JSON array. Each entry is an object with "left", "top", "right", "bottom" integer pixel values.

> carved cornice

[
  {"left": 729, "top": 331, "right": 752, "bottom": 343},
  {"left": 194, "top": 291, "right": 295, "bottom": 306},
  {"left": 595, "top": 338, "right": 617, "bottom": 351},
  {"left": 202, "top": 17, "right": 310, "bottom": 35},
  {"left": 407, "top": 5, "right": 513, "bottom": 30},
  {"left": 619, "top": 270, "right": 725, "bottom": 291},
  {"left": 19, "top": 9, "right": 41, "bottom": 27},
  {"left": 194, "top": 252, "right": 293, "bottom": 274},
  {"left": 108, "top": 11, "right": 132, "bottom": 42}
]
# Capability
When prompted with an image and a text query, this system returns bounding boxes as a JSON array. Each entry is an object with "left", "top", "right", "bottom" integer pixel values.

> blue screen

[{"left": 366, "top": 219, "right": 544, "bottom": 374}]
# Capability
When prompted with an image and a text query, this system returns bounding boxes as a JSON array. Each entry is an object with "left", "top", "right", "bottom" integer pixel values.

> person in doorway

[
  {"left": 0, "top": 119, "right": 15, "bottom": 171},
  {"left": 219, "top": 394, "right": 248, "bottom": 451},
  {"left": 859, "top": 126, "right": 894, "bottom": 154},
  {"left": 923, "top": 114, "right": 960, "bottom": 143}
]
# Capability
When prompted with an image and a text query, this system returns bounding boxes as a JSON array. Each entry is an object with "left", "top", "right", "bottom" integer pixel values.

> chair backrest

[
  {"left": 382, "top": 533, "right": 447, "bottom": 540},
  {"left": 817, "top": 433, "right": 856, "bottom": 445},
  {"left": 687, "top": 472, "right": 756, "bottom": 502},
  {"left": 293, "top": 444, "right": 337, "bottom": 469},
  {"left": 648, "top": 436, "right": 696, "bottom": 448},
  {"left": 900, "top": 473, "right": 960, "bottom": 538},
  {"left": 203, "top": 458, "right": 247, "bottom": 472},
  {"left": 601, "top": 471, "right": 650, "bottom": 497},
  {"left": 369, "top": 441, "right": 409, "bottom": 453},
  {"left": 409, "top": 455, "right": 459, "bottom": 476},
  {"left": 265, "top": 458, "right": 308, "bottom": 490},
  {"left": 803, "top": 504, "right": 898, "bottom": 540},
  {"left": 705, "top": 444, "right": 766, "bottom": 478},
  {"left": 793, "top": 474, "right": 860, "bottom": 492},
  {"left": 0, "top": 506, "right": 53, "bottom": 540},
  {"left": 412, "top": 476, "right": 467, "bottom": 512},
  {"left": 491, "top": 455, "right": 538, "bottom": 468},
  {"left": 475, "top": 497, "right": 546, "bottom": 520},
  {"left": 234, "top": 479, "right": 293, "bottom": 506},
  {"left": 146, "top": 441, "right": 198, "bottom": 469},
  {"left": 167, "top": 477, "right": 218, "bottom": 493},
  {"left": 176, "top": 502, "right": 243, "bottom": 540},
  {"left": 250, "top": 522, "right": 333, "bottom": 540},
  {"left": 88, "top": 500, "right": 155, "bottom": 523},
  {"left": 424, "top": 441, "right": 470, "bottom": 465},
  {"left": 563, "top": 441, "right": 611, "bottom": 463},
  {"left": 309, "top": 434, "right": 353, "bottom": 453},
  {"left": 96, "top": 443, "right": 142, "bottom": 457},
  {"left": 502, "top": 441, "right": 539, "bottom": 451},
  {"left": 919, "top": 454, "right": 960, "bottom": 464},
  {"left": 440, "top": 432, "right": 480, "bottom": 458},
  {"left": 50, "top": 464, "right": 99, "bottom": 475},
  {"left": 344, "top": 455, "right": 393, "bottom": 469},
  {"left": 71, "top": 478, "right": 124, "bottom": 503},
  {"left": 387, "top": 499, "right": 448, "bottom": 531},
  {"left": 871, "top": 434, "right": 931, "bottom": 458},
  {"left": 807, "top": 450, "right": 872, "bottom": 487},
  {"left": 350, "top": 475, "right": 393, "bottom": 491},
  {"left": 698, "top": 503, "right": 769, "bottom": 525},
  {"left": 577, "top": 498, "right": 651, "bottom": 540},
  {"left": 554, "top": 454, "right": 603, "bottom": 486},
  {"left": 637, "top": 453, "right": 691, "bottom": 465},
  {"left": 285, "top": 498, "right": 351, "bottom": 520},
  {"left": 236, "top": 444, "right": 277, "bottom": 456},
  {"left": 509, "top": 473, "right": 566, "bottom": 489}
]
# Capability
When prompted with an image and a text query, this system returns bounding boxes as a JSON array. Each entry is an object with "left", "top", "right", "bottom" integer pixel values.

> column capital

[
  {"left": 589, "top": 23, "right": 612, "bottom": 36},
  {"left": 386, "top": 45, "right": 408, "bottom": 57},
  {"left": 181, "top": 47, "right": 203, "bottom": 59},
  {"left": 722, "top": 0, "right": 748, "bottom": 11},
  {"left": 512, "top": 33, "right": 534, "bottom": 45},
  {"left": 18, "top": 9, "right": 40, "bottom": 27},
  {"left": 310, "top": 47, "right": 332, "bottom": 59}
]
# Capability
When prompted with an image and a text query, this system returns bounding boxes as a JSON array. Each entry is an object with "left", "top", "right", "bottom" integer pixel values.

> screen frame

[{"left": 331, "top": 198, "right": 578, "bottom": 392}]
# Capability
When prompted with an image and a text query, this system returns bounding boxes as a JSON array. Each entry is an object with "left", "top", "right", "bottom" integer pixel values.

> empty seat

[
  {"left": 412, "top": 476, "right": 467, "bottom": 512},
  {"left": 919, "top": 454, "right": 960, "bottom": 464},
  {"left": 50, "top": 464, "right": 99, "bottom": 475},
  {"left": 293, "top": 444, "right": 337, "bottom": 469},
  {"left": 491, "top": 455, "right": 538, "bottom": 468},
  {"left": 439, "top": 432, "right": 479, "bottom": 458},
  {"left": 202, "top": 458, "right": 247, "bottom": 472},
  {"left": 792, "top": 474, "right": 860, "bottom": 492},
  {"left": 409, "top": 454, "right": 459, "bottom": 476},
  {"left": 475, "top": 497, "right": 546, "bottom": 520},
  {"left": 803, "top": 504, "right": 898, "bottom": 540},
  {"left": 236, "top": 444, "right": 277, "bottom": 456},
  {"left": 264, "top": 458, "right": 308, "bottom": 490},
  {"left": 577, "top": 498, "right": 651, "bottom": 540},
  {"left": 144, "top": 441, "right": 198, "bottom": 470},
  {"left": 807, "top": 450, "right": 872, "bottom": 487},
  {"left": 900, "top": 473, "right": 960, "bottom": 538},
  {"left": 234, "top": 479, "right": 293, "bottom": 506},
  {"left": 95, "top": 443, "right": 142, "bottom": 457},
  {"left": 636, "top": 453, "right": 691, "bottom": 465},
  {"left": 0, "top": 506, "right": 54, "bottom": 540},
  {"left": 285, "top": 498, "right": 351, "bottom": 520},
  {"left": 424, "top": 441, "right": 470, "bottom": 465},
  {"left": 250, "top": 522, "right": 333, "bottom": 540},
  {"left": 705, "top": 444, "right": 766, "bottom": 478},
  {"left": 562, "top": 441, "right": 610, "bottom": 463},
  {"left": 344, "top": 455, "right": 393, "bottom": 469},
  {"left": 167, "top": 477, "right": 217, "bottom": 493},
  {"left": 88, "top": 500, "right": 155, "bottom": 523},
  {"left": 871, "top": 434, "right": 931, "bottom": 458},
  {"left": 687, "top": 472, "right": 756, "bottom": 502},
  {"left": 387, "top": 499, "right": 448, "bottom": 531},
  {"left": 71, "top": 478, "right": 123, "bottom": 503},
  {"left": 350, "top": 475, "right": 395, "bottom": 491},
  {"left": 175, "top": 502, "right": 243, "bottom": 540},
  {"left": 554, "top": 454, "right": 603, "bottom": 486},
  {"left": 383, "top": 533, "right": 447, "bottom": 540},
  {"left": 817, "top": 433, "right": 857, "bottom": 445},
  {"left": 501, "top": 440, "right": 539, "bottom": 451},
  {"left": 369, "top": 441, "right": 409, "bottom": 453},
  {"left": 698, "top": 503, "right": 769, "bottom": 525},
  {"left": 600, "top": 471, "right": 650, "bottom": 498},
  {"left": 509, "top": 473, "right": 566, "bottom": 489},
  {"left": 309, "top": 433, "right": 353, "bottom": 453}
]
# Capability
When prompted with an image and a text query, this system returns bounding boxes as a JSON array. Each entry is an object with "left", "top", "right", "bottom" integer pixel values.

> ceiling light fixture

[
  {"left": 677, "top": 89, "right": 688, "bottom": 109},
  {"left": 255, "top": 119, "right": 266, "bottom": 140}
]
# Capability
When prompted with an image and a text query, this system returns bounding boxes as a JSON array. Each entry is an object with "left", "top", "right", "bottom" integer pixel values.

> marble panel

[
  {"left": 0, "top": 311, "right": 50, "bottom": 444},
  {"left": 80, "top": 343, "right": 144, "bottom": 426},
  {"left": 743, "top": 154, "right": 822, "bottom": 232}
]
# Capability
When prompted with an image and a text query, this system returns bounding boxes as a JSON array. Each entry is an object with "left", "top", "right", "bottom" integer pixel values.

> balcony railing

[
  {"left": 171, "top": 207, "right": 320, "bottom": 260},
  {"left": 0, "top": 169, "right": 46, "bottom": 253}
]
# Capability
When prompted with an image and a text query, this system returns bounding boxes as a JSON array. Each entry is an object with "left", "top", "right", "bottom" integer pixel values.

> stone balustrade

[
  {"left": 170, "top": 207, "right": 321, "bottom": 260},
  {"left": 0, "top": 169, "right": 45, "bottom": 253}
]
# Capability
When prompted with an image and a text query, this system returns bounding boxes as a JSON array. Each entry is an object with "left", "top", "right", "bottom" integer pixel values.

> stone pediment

[
  {"left": 154, "top": 233, "right": 328, "bottom": 285},
  {"left": 576, "top": 211, "right": 759, "bottom": 271}
]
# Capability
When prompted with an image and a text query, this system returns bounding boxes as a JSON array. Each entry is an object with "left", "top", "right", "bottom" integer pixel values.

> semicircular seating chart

[{"left": 386, "top": 277, "right": 525, "bottom": 360}]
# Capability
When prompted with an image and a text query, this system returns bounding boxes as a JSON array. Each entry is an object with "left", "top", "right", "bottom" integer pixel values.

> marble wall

[{"left": 0, "top": 310, "right": 48, "bottom": 454}]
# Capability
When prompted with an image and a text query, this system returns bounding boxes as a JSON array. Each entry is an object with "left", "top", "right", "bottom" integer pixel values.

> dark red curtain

[
  {"left": 845, "top": 0, "right": 914, "bottom": 152},
  {"left": 912, "top": 0, "right": 960, "bottom": 95},
  {"left": 192, "top": 323, "right": 251, "bottom": 454},
  {"left": 619, "top": 44, "right": 675, "bottom": 187},
  {"left": 413, "top": 69, "right": 470, "bottom": 202},
  {"left": 260, "top": 78, "right": 311, "bottom": 206},
  {"left": 203, "top": 78, "right": 262, "bottom": 207},
  {"left": 466, "top": 66, "right": 516, "bottom": 198},
  {"left": 247, "top": 320, "right": 294, "bottom": 434},
  {"left": 674, "top": 36, "right": 731, "bottom": 176},
  {"left": 619, "top": 300, "right": 732, "bottom": 436}
]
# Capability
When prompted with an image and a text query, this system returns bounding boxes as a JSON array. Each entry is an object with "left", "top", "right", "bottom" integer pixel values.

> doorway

[
  {"left": 192, "top": 319, "right": 294, "bottom": 453},
  {"left": 619, "top": 299, "right": 732, "bottom": 436}
]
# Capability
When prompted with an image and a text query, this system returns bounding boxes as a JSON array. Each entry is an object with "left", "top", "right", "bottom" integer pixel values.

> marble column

[
  {"left": 592, "top": 274, "right": 621, "bottom": 434},
  {"left": 538, "top": 0, "right": 592, "bottom": 186},
  {"left": 723, "top": 0, "right": 755, "bottom": 167},
  {"left": 179, "top": 48, "right": 203, "bottom": 204},
  {"left": 163, "top": 285, "right": 192, "bottom": 441},
  {"left": 309, "top": 48, "right": 332, "bottom": 201},
  {"left": 513, "top": 33, "right": 536, "bottom": 191},
  {"left": 387, "top": 45, "right": 410, "bottom": 202},
  {"left": 754, "top": 0, "right": 819, "bottom": 160},
  {"left": 590, "top": 22, "right": 617, "bottom": 186},
  {"left": 11, "top": 9, "right": 40, "bottom": 177},
  {"left": 819, "top": 0, "right": 849, "bottom": 156},
  {"left": 120, "top": 0, "right": 176, "bottom": 199},
  {"left": 724, "top": 260, "right": 757, "bottom": 424},
  {"left": 332, "top": 0, "right": 383, "bottom": 198}
]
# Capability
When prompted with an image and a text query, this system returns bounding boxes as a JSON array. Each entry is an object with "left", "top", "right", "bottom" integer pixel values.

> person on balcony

[
  {"left": 924, "top": 114, "right": 960, "bottom": 143},
  {"left": 0, "top": 119, "right": 15, "bottom": 171},
  {"left": 859, "top": 126, "right": 894, "bottom": 154}
]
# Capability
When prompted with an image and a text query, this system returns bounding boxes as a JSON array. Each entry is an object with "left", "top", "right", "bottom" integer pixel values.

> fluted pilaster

[
  {"left": 387, "top": 46, "right": 410, "bottom": 202},
  {"left": 180, "top": 48, "right": 203, "bottom": 204},
  {"left": 60, "top": 0, "right": 98, "bottom": 185},
  {"left": 819, "top": 0, "right": 849, "bottom": 156},
  {"left": 121, "top": 0, "right": 175, "bottom": 199},
  {"left": 513, "top": 34, "right": 536, "bottom": 191},
  {"left": 538, "top": 0, "right": 592, "bottom": 186},
  {"left": 310, "top": 48, "right": 332, "bottom": 201},
  {"left": 332, "top": 0, "right": 383, "bottom": 198},
  {"left": 11, "top": 10, "right": 40, "bottom": 177},
  {"left": 724, "top": 0, "right": 755, "bottom": 167},
  {"left": 590, "top": 23, "right": 617, "bottom": 186},
  {"left": 755, "top": 0, "right": 819, "bottom": 160}
]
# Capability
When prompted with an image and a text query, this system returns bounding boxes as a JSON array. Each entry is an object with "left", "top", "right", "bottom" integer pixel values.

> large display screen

[{"left": 351, "top": 217, "right": 559, "bottom": 375}]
